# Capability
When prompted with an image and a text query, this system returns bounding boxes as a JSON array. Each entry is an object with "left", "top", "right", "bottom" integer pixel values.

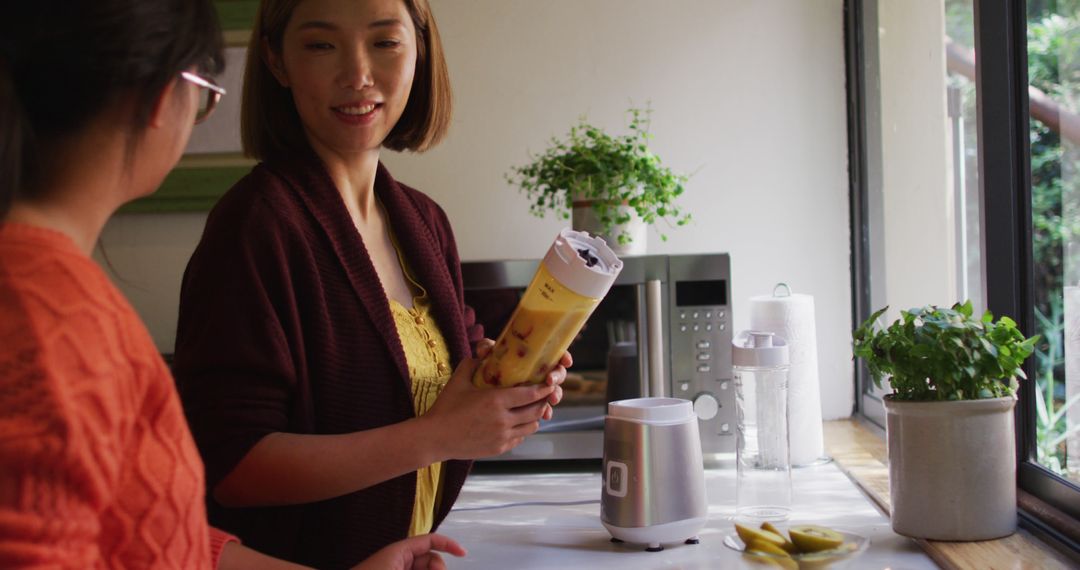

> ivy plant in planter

[
  {"left": 852, "top": 301, "right": 1038, "bottom": 542},
  {"left": 506, "top": 107, "right": 691, "bottom": 248}
]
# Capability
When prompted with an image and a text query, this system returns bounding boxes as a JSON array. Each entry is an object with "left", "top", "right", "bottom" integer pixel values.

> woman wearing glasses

[
  {"left": 0, "top": 1, "right": 464, "bottom": 568},
  {"left": 172, "top": 0, "right": 569, "bottom": 567}
]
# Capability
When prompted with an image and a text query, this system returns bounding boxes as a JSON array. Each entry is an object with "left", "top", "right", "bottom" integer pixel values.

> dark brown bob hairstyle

[{"left": 241, "top": 0, "right": 452, "bottom": 160}]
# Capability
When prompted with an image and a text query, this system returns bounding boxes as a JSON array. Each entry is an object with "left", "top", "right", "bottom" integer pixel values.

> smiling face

[{"left": 268, "top": 0, "right": 417, "bottom": 161}]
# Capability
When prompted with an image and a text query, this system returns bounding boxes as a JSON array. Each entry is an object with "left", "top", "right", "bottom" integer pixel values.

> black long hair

[{"left": 0, "top": 1, "right": 225, "bottom": 218}]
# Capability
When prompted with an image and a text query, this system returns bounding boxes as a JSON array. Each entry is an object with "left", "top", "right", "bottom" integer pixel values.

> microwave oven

[{"left": 462, "top": 254, "right": 733, "bottom": 463}]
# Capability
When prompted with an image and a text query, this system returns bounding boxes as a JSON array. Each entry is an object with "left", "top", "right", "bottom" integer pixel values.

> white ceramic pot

[
  {"left": 883, "top": 395, "right": 1017, "bottom": 541},
  {"left": 571, "top": 200, "right": 646, "bottom": 256}
]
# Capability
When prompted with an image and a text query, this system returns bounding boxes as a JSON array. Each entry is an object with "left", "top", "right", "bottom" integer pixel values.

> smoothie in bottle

[{"left": 474, "top": 229, "right": 623, "bottom": 388}]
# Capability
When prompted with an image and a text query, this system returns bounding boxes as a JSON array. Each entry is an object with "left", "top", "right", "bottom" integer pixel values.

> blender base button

[{"left": 605, "top": 461, "right": 628, "bottom": 498}]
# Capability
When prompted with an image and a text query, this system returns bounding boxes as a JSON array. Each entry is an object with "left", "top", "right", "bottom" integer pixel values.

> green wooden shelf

[
  {"left": 120, "top": 164, "right": 251, "bottom": 214},
  {"left": 215, "top": 0, "right": 258, "bottom": 31}
]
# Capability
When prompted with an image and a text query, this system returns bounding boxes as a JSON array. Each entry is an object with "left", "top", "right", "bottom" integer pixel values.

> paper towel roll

[{"left": 750, "top": 284, "right": 826, "bottom": 466}]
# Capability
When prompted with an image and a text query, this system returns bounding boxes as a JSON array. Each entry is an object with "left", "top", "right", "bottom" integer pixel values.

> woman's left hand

[
  {"left": 349, "top": 534, "right": 466, "bottom": 570},
  {"left": 541, "top": 351, "right": 572, "bottom": 420}
]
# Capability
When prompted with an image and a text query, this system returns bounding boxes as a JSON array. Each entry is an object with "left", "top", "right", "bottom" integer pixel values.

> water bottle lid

[
  {"left": 542, "top": 228, "right": 624, "bottom": 299},
  {"left": 732, "top": 330, "right": 790, "bottom": 368}
]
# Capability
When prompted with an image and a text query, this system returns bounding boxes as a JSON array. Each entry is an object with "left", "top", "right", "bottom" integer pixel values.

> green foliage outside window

[{"left": 1027, "top": 8, "right": 1080, "bottom": 478}]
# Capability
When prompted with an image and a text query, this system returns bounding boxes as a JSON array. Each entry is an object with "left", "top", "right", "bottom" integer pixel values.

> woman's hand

[
  {"left": 476, "top": 341, "right": 571, "bottom": 419},
  {"left": 541, "top": 351, "right": 572, "bottom": 420},
  {"left": 350, "top": 534, "right": 466, "bottom": 570},
  {"left": 422, "top": 340, "right": 563, "bottom": 461}
]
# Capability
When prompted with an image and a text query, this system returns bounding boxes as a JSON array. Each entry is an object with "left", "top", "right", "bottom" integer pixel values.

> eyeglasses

[{"left": 180, "top": 71, "right": 227, "bottom": 124}]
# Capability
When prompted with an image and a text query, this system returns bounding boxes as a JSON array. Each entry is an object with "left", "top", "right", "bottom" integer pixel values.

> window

[
  {"left": 849, "top": 0, "right": 984, "bottom": 427},
  {"left": 1025, "top": 0, "right": 1080, "bottom": 489},
  {"left": 848, "top": 0, "right": 1080, "bottom": 538}
]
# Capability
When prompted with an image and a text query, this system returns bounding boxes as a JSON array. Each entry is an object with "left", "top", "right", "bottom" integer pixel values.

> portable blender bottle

[{"left": 473, "top": 228, "right": 623, "bottom": 388}]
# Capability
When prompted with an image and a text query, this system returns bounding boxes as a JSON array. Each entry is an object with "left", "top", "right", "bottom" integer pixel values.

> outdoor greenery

[
  {"left": 1027, "top": 7, "right": 1080, "bottom": 476},
  {"left": 1033, "top": 302, "right": 1080, "bottom": 472},
  {"left": 506, "top": 107, "right": 691, "bottom": 246},
  {"left": 853, "top": 301, "right": 1038, "bottom": 402}
]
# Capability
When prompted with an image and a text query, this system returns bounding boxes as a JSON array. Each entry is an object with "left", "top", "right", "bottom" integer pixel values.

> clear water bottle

[{"left": 733, "top": 330, "right": 792, "bottom": 522}]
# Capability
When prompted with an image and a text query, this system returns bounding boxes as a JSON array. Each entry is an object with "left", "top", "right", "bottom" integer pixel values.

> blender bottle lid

[
  {"left": 608, "top": 397, "right": 694, "bottom": 423},
  {"left": 732, "top": 330, "right": 790, "bottom": 368},
  {"left": 542, "top": 228, "right": 624, "bottom": 299}
]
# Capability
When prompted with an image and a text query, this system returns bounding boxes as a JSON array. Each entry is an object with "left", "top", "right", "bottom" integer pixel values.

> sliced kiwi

[
  {"left": 746, "top": 538, "right": 792, "bottom": 558},
  {"left": 735, "top": 523, "right": 788, "bottom": 549},
  {"left": 760, "top": 522, "right": 798, "bottom": 554},
  {"left": 788, "top": 525, "right": 844, "bottom": 553},
  {"left": 741, "top": 553, "right": 799, "bottom": 570}
]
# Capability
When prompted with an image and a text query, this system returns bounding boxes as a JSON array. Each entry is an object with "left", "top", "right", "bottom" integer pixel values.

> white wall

[{"left": 97, "top": 0, "right": 854, "bottom": 419}]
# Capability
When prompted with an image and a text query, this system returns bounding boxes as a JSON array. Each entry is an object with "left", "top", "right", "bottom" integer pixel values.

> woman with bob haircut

[
  {"left": 173, "top": 0, "right": 569, "bottom": 567},
  {"left": 0, "top": 1, "right": 467, "bottom": 569}
]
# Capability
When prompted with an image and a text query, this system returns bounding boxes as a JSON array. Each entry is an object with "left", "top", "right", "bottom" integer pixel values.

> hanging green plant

[{"left": 506, "top": 106, "right": 691, "bottom": 245}]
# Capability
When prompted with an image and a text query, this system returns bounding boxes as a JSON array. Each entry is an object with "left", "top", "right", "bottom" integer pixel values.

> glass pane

[
  {"left": 945, "top": 1, "right": 983, "bottom": 313},
  {"left": 860, "top": 1, "right": 984, "bottom": 420},
  {"left": 1028, "top": 0, "right": 1080, "bottom": 485}
]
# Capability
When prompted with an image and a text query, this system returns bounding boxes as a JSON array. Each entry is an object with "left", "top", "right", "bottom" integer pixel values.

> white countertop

[{"left": 439, "top": 461, "right": 936, "bottom": 569}]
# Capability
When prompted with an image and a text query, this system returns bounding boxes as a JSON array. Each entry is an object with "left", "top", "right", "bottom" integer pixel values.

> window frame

[
  {"left": 845, "top": 0, "right": 887, "bottom": 427},
  {"left": 846, "top": 0, "right": 1080, "bottom": 544}
]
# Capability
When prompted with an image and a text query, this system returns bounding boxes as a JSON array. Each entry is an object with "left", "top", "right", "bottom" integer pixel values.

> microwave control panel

[{"left": 667, "top": 255, "right": 734, "bottom": 455}]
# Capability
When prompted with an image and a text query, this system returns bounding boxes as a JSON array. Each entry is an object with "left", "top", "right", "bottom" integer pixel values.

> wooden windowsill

[{"left": 823, "top": 419, "right": 1078, "bottom": 569}]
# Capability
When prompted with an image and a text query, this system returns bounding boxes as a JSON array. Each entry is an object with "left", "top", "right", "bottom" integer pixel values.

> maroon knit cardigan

[{"left": 173, "top": 154, "right": 481, "bottom": 569}]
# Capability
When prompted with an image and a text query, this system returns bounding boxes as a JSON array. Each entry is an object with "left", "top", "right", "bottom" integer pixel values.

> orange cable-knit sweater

[{"left": 0, "top": 223, "right": 236, "bottom": 569}]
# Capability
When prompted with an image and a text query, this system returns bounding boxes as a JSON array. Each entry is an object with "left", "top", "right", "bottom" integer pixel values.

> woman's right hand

[
  {"left": 350, "top": 534, "right": 466, "bottom": 570},
  {"left": 423, "top": 340, "right": 556, "bottom": 461}
]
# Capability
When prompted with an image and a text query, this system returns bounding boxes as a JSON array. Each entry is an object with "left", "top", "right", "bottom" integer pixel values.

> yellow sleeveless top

[{"left": 386, "top": 234, "right": 453, "bottom": 537}]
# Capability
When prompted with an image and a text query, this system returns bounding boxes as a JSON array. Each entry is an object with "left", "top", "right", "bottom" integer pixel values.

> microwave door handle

[{"left": 645, "top": 279, "right": 665, "bottom": 397}]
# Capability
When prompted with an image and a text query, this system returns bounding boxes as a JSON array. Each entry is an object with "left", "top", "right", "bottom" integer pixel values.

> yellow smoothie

[{"left": 473, "top": 261, "right": 599, "bottom": 388}]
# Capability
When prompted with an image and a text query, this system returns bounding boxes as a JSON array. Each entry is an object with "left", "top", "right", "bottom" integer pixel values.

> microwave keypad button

[
  {"left": 697, "top": 364, "right": 710, "bottom": 373},
  {"left": 718, "top": 310, "right": 726, "bottom": 319},
  {"left": 705, "top": 311, "right": 712, "bottom": 319},
  {"left": 680, "top": 311, "right": 686, "bottom": 320},
  {"left": 679, "top": 324, "right": 687, "bottom": 333},
  {"left": 692, "top": 311, "right": 700, "bottom": 319},
  {"left": 719, "top": 323, "right": 726, "bottom": 331},
  {"left": 693, "top": 394, "right": 720, "bottom": 421},
  {"left": 679, "top": 381, "right": 690, "bottom": 392},
  {"left": 697, "top": 340, "right": 711, "bottom": 349},
  {"left": 706, "top": 324, "right": 713, "bottom": 331},
  {"left": 692, "top": 324, "right": 700, "bottom": 332},
  {"left": 697, "top": 353, "right": 711, "bottom": 361}
]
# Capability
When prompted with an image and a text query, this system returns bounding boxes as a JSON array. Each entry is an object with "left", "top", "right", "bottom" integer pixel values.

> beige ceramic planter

[
  {"left": 883, "top": 395, "right": 1017, "bottom": 541},
  {"left": 571, "top": 199, "right": 646, "bottom": 256}
]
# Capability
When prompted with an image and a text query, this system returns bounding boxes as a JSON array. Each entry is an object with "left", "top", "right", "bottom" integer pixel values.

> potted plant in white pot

[
  {"left": 506, "top": 107, "right": 691, "bottom": 256},
  {"left": 852, "top": 301, "right": 1038, "bottom": 541}
]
